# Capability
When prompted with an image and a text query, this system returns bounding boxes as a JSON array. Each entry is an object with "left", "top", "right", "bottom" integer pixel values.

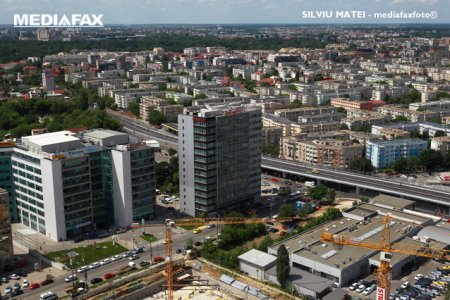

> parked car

[
  {"left": 133, "top": 247, "right": 144, "bottom": 254},
  {"left": 152, "top": 256, "right": 165, "bottom": 263},
  {"left": 112, "top": 254, "right": 122, "bottom": 261},
  {"left": 4, "top": 285, "right": 12, "bottom": 294},
  {"left": 401, "top": 281, "right": 410, "bottom": 289},
  {"left": 22, "top": 279, "right": 30, "bottom": 288},
  {"left": 29, "top": 282, "right": 40, "bottom": 289},
  {"left": 139, "top": 260, "right": 151, "bottom": 267},
  {"left": 356, "top": 284, "right": 367, "bottom": 293},
  {"left": 89, "top": 262, "right": 101, "bottom": 269},
  {"left": 415, "top": 274, "right": 424, "bottom": 281},
  {"left": 122, "top": 251, "right": 132, "bottom": 258},
  {"left": 65, "top": 274, "right": 77, "bottom": 282},
  {"left": 8, "top": 274, "right": 20, "bottom": 280},
  {"left": 103, "top": 273, "right": 116, "bottom": 280},
  {"left": 129, "top": 254, "right": 139, "bottom": 261},
  {"left": 100, "top": 258, "right": 112, "bottom": 265},
  {"left": 363, "top": 284, "right": 376, "bottom": 295},
  {"left": 1, "top": 277, "right": 9, "bottom": 283},
  {"left": 40, "top": 279, "right": 53, "bottom": 286},
  {"left": 77, "top": 266, "right": 89, "bottom": 273},
  {"left": 90, "top": 277, "right": 103, "bottom": 284}
]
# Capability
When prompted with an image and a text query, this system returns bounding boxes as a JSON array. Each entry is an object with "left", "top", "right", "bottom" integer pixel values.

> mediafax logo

[{"left": 13, "top": 14, "right": 104, "bottom": 28}]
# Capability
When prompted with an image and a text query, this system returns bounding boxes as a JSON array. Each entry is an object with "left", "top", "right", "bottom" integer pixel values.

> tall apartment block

[
  {"left": 9, "top": 130, "right": 155, "bottom": 241},
  {"left": 42, "top": 69, "right": 55, "bottom": 92},
  {"left": 178, "top": 105, "right": 261, "bottom": 217},
  {"left": 366, "top": 138, "right": 428, "bottom": 168},
  {"left": 0, "top": 188, "right": 13, "bottom": 271},
  {"left": 0, "top": 142, "right": 16, "bottom": 222}
]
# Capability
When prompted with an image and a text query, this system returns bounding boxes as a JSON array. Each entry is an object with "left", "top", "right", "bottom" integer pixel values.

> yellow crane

[
  {"left": 320, "top": 214, "right": 450, "bottom": 300},
  {"left": 132, "top": 216, "right": 299, "bottom": 300}
]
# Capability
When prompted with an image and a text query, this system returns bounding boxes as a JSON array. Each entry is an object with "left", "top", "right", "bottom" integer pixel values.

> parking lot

[{"left": 346, "top": 260, "right": 447, "bottom": 300}]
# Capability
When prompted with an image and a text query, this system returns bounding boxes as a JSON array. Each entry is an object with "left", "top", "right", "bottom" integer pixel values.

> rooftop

[
  {"left": 369, "top": 194, "right": 415, "bottom": 211},
  {"left": 238, "top": 249, "right": 276, "bottom": 268},
  {"left": 22, "top": 131, "right": 78, "bottom": 147}
]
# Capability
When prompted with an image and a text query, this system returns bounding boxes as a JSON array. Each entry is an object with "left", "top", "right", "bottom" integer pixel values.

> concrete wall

[
  {"left": 111, "top": 150, "right": 133, "bottom": 227},
  {"left": 41, "top": 159, "right": 66, "bottom": 241}
]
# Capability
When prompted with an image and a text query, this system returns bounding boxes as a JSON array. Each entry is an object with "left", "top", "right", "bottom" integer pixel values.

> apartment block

[
  {"left": 178, "top": 104, "right": 261, "bottom": 217},
  {"left": 430, "top": 136, "right": 450, "bottom": 155},
  {"left": 330, "top": 98, "right": 373, "bottom": 111},
  {"left": 280, "top": 138, "right": 363, "bottom": 167},
  {"left": 366, "top": 139, "right": 428, "bottom": 168}
]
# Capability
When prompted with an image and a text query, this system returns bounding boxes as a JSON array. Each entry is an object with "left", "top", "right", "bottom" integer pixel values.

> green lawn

[
  {"left": 46, "top": 241, "right": 127, "bottom": 268},
  {"left": 140, "top": 234, "right": 157, "bottom": 243}
]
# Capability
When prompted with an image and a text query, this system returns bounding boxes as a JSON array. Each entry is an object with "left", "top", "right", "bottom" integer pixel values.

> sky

[{"left": 0, "top": 0, "right": 449, "bottom": 25}]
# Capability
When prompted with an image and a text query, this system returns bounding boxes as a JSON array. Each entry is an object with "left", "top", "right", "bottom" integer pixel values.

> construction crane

[
  {"left": 131, "top": 216, "right": 299, "bottom": 300},
  {"left": 320, "top": 214, "right": 450, "bottom": 300}
]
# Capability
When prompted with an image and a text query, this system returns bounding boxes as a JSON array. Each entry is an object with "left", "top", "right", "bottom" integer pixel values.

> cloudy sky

[{"left": 0, "top": 0, "right": 448, "bottom": 24}]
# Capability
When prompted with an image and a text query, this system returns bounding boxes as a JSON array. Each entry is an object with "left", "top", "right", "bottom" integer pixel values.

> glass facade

[
  {"left": 130, "top": 148, "right": 155, "bottom": 221},
  {"left": 90, "top": 150, "right": 114, "bottom": 229},
  {"left": 0, "top": 147, "right": 16, "bottom": 221},
  {"left": 62, "top": 156, "right": 93, "bottom": 237},
  {"left": 0, "top": 189, "right": 13, "bottom": 271}
]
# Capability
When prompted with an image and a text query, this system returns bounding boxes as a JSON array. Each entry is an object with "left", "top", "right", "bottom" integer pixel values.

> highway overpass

[{"left": 108, "top": 111, "right": 450, "bottom": 208}]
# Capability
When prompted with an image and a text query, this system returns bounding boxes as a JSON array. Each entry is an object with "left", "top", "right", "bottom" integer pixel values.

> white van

[{"left": 40, "top": 291, "right": 58, "bottom": 300}]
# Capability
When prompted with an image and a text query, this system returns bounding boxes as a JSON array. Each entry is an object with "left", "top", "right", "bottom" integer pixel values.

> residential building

[
  {"left": 274, "top": 106, "right": 338, "bottom": 122},
  {"left": 366, "top": 139, "right": 428, "bottom": 168},
  {"left": 42, "top": 69, "right": 55, "bottom": 92},
  {"left": 377, "top": 128, "right": 410, "bottom": 140},
  {"left": 377, "top": 105, "right": 440, "bottom": 122},
  {"left": 0, "top": 189, "right": 13, "bottom": 271},
  {"left": 280, "top": 138, "right": 363, "bottom": 167},
  {"left": 330, "top": 98, "right": 373, "bottom": 111},
  {"left": 10, "top": 130, "right": 155, "bottom": 241},
  {"left": 178, "top": 104, "right": 261, "bottom": 217},
  {"left": 261, "top": 127, "right": 282, "bottom": 149},
  {"left": 431, "top": 136, "right": 450, "bottom": 155},
  {"left": 409, "top": 99, "right": 450, "bottom": 111}
]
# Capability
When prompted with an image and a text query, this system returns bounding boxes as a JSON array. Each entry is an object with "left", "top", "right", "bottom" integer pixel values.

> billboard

[{"left": 377, "top": 287, "right": 386, "bottom": 300}]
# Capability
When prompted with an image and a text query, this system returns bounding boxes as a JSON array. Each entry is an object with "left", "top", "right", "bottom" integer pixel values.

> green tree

[
  {"left": 148, "top": 110, "right": 166, "bottom": 125},
  {"left": 194, "top": 93, "right": 207, "bottom": 99},
  {"left": 167, "top": 148, "right": 177, "bottom": 157},
  {"left": 339, "top": 123, "right": 349, "bottom": 130},
  {"left": 128, "top": 101, "right": 140, "bottom": 117},
  {"left": 337, "top": 107, "right": 347, "bottom": 114},
  {"left": 278, "top": 204, "right": 296, "bottom": 218},
  {"left": 309, "top": 184, "right": 329, "bottom": 200},
  {"left": 324, "top": 189, "right": 336, "bottom": 205},
  {"left": 288, "top": 100, "right": 302, "bottom": 109},
  {"left": 394, "top": 115, "right": 409, "bottom": 122},
  {"left": 418, "top": 149, "right": 443, "bottom": 172},
  {"left": 360, "top": 196, "right": 370, "bottom": 203},
  {"left": 276, "top": 245, "right": 290, "bottom": 288},
  {"left": 434, "top": 130, "right": 446, "bottom": 137},
  {"left": 257, "top": 236, "right": 274, "bottom": 252},
  {"left": 299, "top": 202, "right": 312, "bottom": 218},
  {"left": 348, "top": 159, "right": 374, "bottom": 172}
]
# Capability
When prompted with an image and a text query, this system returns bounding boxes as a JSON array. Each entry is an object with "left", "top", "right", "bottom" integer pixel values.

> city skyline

[{"left": 0, "top": 0, "right": 449, "bottom": 25}]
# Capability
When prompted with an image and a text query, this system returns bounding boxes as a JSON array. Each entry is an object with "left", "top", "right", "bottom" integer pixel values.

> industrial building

[
  {"left": 4, "top": 130, "right": 155, "bottom": 241},
  {"left": 238, "top": 249, "right": 276, "bottom": 280},
  {"left": 268, "top": 196, "right": 439, "bottom": 289},
  {"left": 178, "top": 104, "right": 261, "bottom": 217}
]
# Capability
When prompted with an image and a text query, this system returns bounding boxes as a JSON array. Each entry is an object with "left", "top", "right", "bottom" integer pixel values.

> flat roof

[
  {"left": 238, "top": 249, "right": 276, "bottom": 268},
  {"left": 22, "top": 131, "right": 78, "bottom": 147},
  {"left": 369, "top": 238, "right": 425, "bottom": 266},
  {"left": 359, "top": 203, "right": 429, "bottom": 224},
  {"left": 266, "top": 265, "right": 332, "bottom": 293},
  {"left": 370, "top": 195, "right": 415, "bottom": 211},
  {"left": 417, "top": 226, "right": 450, "bottom": 245},
  {"left": 83, "top": 129, "right": 128, "bottom": 140}
]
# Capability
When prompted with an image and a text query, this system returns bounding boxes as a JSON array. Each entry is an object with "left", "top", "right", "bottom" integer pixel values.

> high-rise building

[
  {"left": 178, "top": 105, "right": 261, "bottom": 217},
  {"left": 366, "top": 138, "right": 428, "bottom": 168},
  {"left": 0, "top": 188, "right": 13, "bottom": 271},
  {"left": 0, "top": 142, "right": 17, "bottom": 221},
  {"left": 42, "top": 69, "right": 55, "bottom": 92},
  {"left": 10, "top": 130, "right": 155, "bottom": 241}
]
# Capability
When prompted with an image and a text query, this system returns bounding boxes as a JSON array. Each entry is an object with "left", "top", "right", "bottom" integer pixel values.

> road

[
  {"left": 108, "top": 111, "right": 450, "bottom": 208},
  {"left": 10, "top": 224, "right": 218, "bottom": 300}
]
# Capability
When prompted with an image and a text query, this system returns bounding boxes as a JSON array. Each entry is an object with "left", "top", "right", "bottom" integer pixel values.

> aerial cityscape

[{"left": 1, "top": 1, "right": 450, "bottom": 300}]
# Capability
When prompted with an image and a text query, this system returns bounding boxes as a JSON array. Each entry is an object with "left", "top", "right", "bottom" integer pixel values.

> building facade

[
  {"left": 0, "top": 189, "right": 13, "bottom": 271},
  {"left": 366, "top": 139, "right": 428, "bottom": 168},
  {"left": 42, "top": 69, "right": 55, "bottom": 92},
  {"left": 8, "top": 130, "right": 155, "bottom": 241},
  {"left": 178, "top": 105, "right": 261, "bottom": 217}
]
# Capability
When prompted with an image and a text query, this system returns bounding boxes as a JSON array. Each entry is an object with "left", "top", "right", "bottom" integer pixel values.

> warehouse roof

[
  {"left": 417, "top": 226, "right": 450, "bottom": 245},
  {"left": 369, "top": 195, "right": 415, "bottom": 211},
  {"left": 238, "top": 249, "right": 276, "bottom": 269},
  {"left": 266, "top": 265, "right": 332, "bottom": 294}
]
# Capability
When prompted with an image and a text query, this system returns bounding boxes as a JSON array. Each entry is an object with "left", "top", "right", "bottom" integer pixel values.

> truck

[
  {"left": 116, "top": 263, "right": 136, "bottom": 275},
  {"left": 64, "top": 281, "right": 87, "bottom": 294},
  {"left": 304, "top": 181, "right": 315, "bottom": 188}
]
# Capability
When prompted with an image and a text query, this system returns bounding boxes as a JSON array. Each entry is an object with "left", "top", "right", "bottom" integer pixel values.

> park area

[{"left": 46, "top": 241, "right": 127, "bottom": 268}]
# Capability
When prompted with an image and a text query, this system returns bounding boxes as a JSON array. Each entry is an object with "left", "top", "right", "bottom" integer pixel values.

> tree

[
  {"left": 288, "top": 100, "right": 302, "bottom": 108},
  {"left": 444, "top": 283, "right": 450, "bottom": 300},
  {"left": 418, "top": 149, "right": 443, "bottom": 172},
  {"left": 394, "top": 115, "right": 409, "bottom": 122},
  {"left": 128, "top": 101, "right": 140, "bottom": 117},
  {"left": 360, "top": 196, "right": 369, "bottom": 203},
  {"left": 278, "top": 204, "right": 296, "bottom": 218},
  {"left": 299, "top": 202, "right": 312, "bottom": 218},
  {"left": 324, "top": 189, "right": 336, "bottom": 206},
  {"left": 148, "top": 110, "right": 166, "bottom": 125},
  {"left": 276, "top": 244, "right": 290, "bottom": 288},
  {"left": 434, "top": 130, "right": 446, "bottom": 138},
  {"left": 309, "top": 184, "right": 328, "bottom": 200},
  {"left": 348, "top": 159, "right": 374, "bottom": 172},
  {"left": 337, "top": 107, "right": 347, "bottom": 114},
  {"left": 257, "top": 236, "right": 274, "bottom": 252},
  {"left": 167, "top": 148, "right": 177, "bottom": 157},
  {"left": 194, "top": 93, "right": 207, "bottom": 99},
  {"left": 339, "top": 123, "right": 349, "bottom": 130}
]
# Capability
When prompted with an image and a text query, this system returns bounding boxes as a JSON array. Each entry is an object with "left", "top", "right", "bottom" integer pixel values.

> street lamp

[{"left": 67, "top": 251, "right": 79, "bottom": 289}]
